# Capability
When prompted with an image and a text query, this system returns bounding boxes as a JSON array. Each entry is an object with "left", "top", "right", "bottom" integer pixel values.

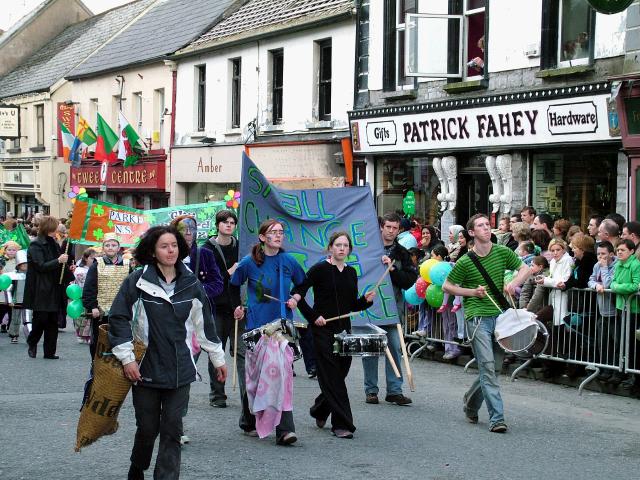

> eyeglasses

[{"left": 266, "top": 230, "right": 285, "bottom": 237}]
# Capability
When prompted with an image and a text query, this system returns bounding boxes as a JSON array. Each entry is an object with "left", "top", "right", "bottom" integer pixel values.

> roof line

[
  {"left": 171, "top": 10, "right": 353, "bottom": 61},
  {"left": 66, "top": 56, "right": 170, "bottom": 80}
]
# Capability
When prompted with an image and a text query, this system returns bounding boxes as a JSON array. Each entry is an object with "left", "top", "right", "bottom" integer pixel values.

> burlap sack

[{"left": 75, "top": 324, "right": 145, "bottom": 452}]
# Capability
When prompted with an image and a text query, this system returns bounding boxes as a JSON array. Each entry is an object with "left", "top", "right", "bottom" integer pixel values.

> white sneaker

[
  {"left": 412, "top": 330, "right": 426, "bottom": 337},
  {"left": 180, "top": 435, "right": 190, "bottom": 445}
]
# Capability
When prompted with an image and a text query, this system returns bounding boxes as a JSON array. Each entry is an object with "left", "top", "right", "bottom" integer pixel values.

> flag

[
  {"left": 95, "top": 113, "right": 118, "bottom": 164},
  {"left": 0, "top": 223, "right": 30, "bottom": 249},
  {"left": 58, "top": 120, "right": 75, "bottom": 162},
  {"left": 118, "top": 112, "right": 146, "bottom": 167},
  {"left": 70, "top": 116, "right": 97, "bottom": 167}
]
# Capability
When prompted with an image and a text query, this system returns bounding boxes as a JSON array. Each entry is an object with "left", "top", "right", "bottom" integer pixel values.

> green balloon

[
  {"left": 67, "top": 299, "right": 84, "bottom": 319},
  {"left": 66, "top": 284, "right": 83, "bottom": 300},
  {"left": 0, "top": 274, "right": 11, "bottom": 291},
  {"left": 426, "top": 284, "right": 445, "bottom": 308}
]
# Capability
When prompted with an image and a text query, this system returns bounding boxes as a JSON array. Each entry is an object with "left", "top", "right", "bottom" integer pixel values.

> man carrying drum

[
  {"left": 230, "top": 219, "right": 305, "bottom": 445},
  {"left": 443, "top": 214, "right": 530, "bottom": 433}
]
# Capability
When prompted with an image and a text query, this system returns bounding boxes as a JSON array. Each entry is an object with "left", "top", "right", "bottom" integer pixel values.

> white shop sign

[
  {"left": 350, "top": 94, "right": 617, "bottom": 154},
  {"left": 0, "top": 106, "right": 20, "bottom": 139}
]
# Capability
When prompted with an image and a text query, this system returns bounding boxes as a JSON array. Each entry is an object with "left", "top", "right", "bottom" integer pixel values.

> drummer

[
  {"left": 442, "top": 214, "right": 529, "bottom": 434},
  {"left": 292, "top": 232, "right": 376, "bottom": 439},
  {"left": 230, "top": 219, "right": 306, "bottom": 445}
]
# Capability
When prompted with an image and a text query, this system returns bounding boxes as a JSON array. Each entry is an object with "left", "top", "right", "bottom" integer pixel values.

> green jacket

[{"left": 611, "top": 255, "right": 640, "bottom": 312}]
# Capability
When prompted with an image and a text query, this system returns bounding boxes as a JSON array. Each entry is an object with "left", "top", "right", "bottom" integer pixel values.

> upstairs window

[
  {"left": 397, "top": 0, "right": 417, "bottom": 87},
  {"left": 270, "top": 49, "right": 284, "bottom": 125},
  {"left": 231, "top": 58, "right": 242, "bottom": 129},
  {"left": 196, "top": 65, "right": 206, "bottom": 131},
  {"left": 35, "top": 104, "right": 44, "bottom": 147},
  {"left": 317, "top": 40, "right": 332, "bottom": 121},
  {"left": 404, "top": 0, "right": 486, "bottom": 79},
  {"left": 541, "top": 0, "right": 595, "bottom": 70}
]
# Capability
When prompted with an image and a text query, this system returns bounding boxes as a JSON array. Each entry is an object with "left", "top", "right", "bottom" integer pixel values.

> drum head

[{"left": 498, "top": 324, "right": 538, "bottom": 353}]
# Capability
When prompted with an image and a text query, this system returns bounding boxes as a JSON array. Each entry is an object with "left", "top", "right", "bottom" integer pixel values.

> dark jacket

[
  {"left": 565, "top": 251, "right": 597, "bottom": 313},
  {"left": 23, "top": 236, "right": 63, "bottom": 312},
  {"left": 188, "top": 243, "right": 224, "bottom": 306},
  {"left": 109, "top": 262, "right": 225, "bottom": 390},
  {"left": 201, "top": 236, "right": 238, "bottom": 307},
  {"left": 385, "top": 240, "right": 418, "bottom": 312},
  {"left": 82, "top": 254, "right": 127, "bottom": 311}
]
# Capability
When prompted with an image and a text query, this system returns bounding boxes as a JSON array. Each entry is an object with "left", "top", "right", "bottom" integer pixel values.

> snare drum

[
  {"left": 241, "top": 319, "right": 302, "bottom": 360},
  {"left": 497, "top": 319, "right": 549, "bottom": 358},
  {"left": 333, "top": 324, "right": 388, "bottom": 357}
]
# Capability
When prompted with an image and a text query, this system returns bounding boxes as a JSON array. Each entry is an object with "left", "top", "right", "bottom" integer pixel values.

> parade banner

[
  {"left": 69, "top": 198, "right": 231, "bottom": 247},
  {"left": 239, "top": 152, "right": 399, "bottom": 326}
]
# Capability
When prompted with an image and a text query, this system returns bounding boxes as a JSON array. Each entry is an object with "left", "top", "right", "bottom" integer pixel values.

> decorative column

[
  {"left": 496, "top": 154, "right": 513, "bottom": 215},
  {"left": 441, "top": 156, "right": 457, "bottom": 211},
  {"left": 433, "top": 157, "right": 448, "bottom": 211},
  {"left": 485, "top": 155, "right": 502, "bottom": 213}
]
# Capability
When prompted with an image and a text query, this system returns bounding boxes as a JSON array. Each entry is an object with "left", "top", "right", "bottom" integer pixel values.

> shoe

[
  {"left": 450, "top": 304, "right": 461, "bottom": 313},
  {"left": 0, "top": 325, "right": 7, "bottom": 333},
  {"left": 621, "top": 377, "right": 636, "bottom": 390},
  {"left": 412, "top": 329, "right": 427, "bottom": 337},
  {"left": 384, "top": 394, "right": 412, "bottom": 406},
  {"left": 608, "top": 372, "right": 627, "bottom": 386},
  {"left": 425, "top": 343, "right": 436, "bottom": 352},
  {"left": 77, "top": 337, "right": 84, "bottom": 343},
  {"left": 10, "top": 336, "right": 18, "bottom": 344},
  {"left": 365, "top": 393, "right": 379, "bottom": 404},
  {"left": 308, "top": 369, "right": 317, "bottom": 379},
  {"left": 332, "top": 429, "right": 354, "bottom": 439},
  {"left": 44, "top": 355, "right": 60, "bottom": 360},
  {"left": 276, "top": 431, "right": 297, "bottom": 446},
  {"left": 463, "top": 392, "right": 479, "bottom": 424},
  {"left": 442, "top": 352, "right": 460, "bottom": 361},
  {"left": 27, "top": 344, "right": 36, "bottom": 358},
  {"left": 490, "top": 422, "right": 508, "bottom": 433},
  {"left": 210, "top": 399, "right": 227, "bottom": 408},
  {"left": 436, "top": 305, "right": 448, "bottom": 313},
  {"left": 243, "top": 429, "right": 258, "bottom": 437},
  {"left": 315, "top": 418, "right": 326, "bottom": 429},
  {"left": 180, "top": 435, "right": 190, "bottom": 445},
  {"left": 127, "top": 463, "right": 144, "bottom": 480}
]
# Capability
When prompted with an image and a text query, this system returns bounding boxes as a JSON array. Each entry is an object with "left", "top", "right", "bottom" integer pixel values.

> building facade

[
  {"left": 349, "top": 0, "right": 628, "bottom": 232},
  {"left": 170, "top": 0, "right": 356, "bottom": 205}
]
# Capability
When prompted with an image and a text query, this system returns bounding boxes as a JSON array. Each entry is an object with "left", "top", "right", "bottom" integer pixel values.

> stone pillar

[
  {"left": 617, "top": 151, "right": 629, "bottom": 216},
  {"left": 441, "top": 156, "right": 457, "bottom": 212},
  {"left": 433, "top": 157, "right": 448, "bottom": 211},
  {"left": 624, "top": 1, "right": 640, "bottom": 74},
  {"left": 485, "top": 155, "right": 502, "bottom": 213}
]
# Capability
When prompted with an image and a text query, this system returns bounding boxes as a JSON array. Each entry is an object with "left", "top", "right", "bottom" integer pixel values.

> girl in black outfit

[{"left": 292, "top": 232, "right": 375, "bottom": 439}]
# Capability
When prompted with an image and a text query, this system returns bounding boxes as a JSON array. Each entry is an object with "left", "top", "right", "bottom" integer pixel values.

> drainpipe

[{"left": 165, "top": 60, "right": 178, "bottom": 205}]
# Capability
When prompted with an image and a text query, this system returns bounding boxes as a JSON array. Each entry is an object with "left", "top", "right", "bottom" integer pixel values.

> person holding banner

[
  {"left": 363, "top": 212, "right": 417, "bottom": 406},
  {"left": 230, "top": 218, "right": 306, "bottom": 445},
  {"left": 293, "top": 231, "right": 376, "bottom": 439},
  {"left": 109, "top": 225, "right": 227, "bottom": 480}
]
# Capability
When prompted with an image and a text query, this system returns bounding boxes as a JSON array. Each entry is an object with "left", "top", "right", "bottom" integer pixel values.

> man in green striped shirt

[{"left": 443, "top": 214, "right": 529, "bottom": 433}]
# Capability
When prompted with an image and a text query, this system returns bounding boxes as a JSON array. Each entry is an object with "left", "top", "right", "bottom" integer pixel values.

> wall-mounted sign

[
  {"left": 350, "top": 93, "right": 617, "bottom": 154},
  {"left": 71, "top": 161, "right": 165, "bottom": 190},
  {"left": 587, "top": 0, "right": 633, "bottom": 14},
  {"left": 0, "top": 105, "right": 20, "bottom": 139}
]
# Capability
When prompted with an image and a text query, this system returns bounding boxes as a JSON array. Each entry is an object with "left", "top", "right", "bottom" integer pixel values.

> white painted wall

[{"left": 174, "top": 19, "right": 355, "bottom": 145}]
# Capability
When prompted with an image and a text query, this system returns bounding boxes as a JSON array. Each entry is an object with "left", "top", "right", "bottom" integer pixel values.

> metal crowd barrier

[{"left": 624, "top": 292, "right": 640, "bottom": 376}]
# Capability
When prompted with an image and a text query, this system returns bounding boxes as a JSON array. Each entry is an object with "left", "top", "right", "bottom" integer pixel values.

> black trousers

[
  {"left": 131, "top": 384, "right": 190, "bottom": 480},
  {"left": 208, "top": 307, "right": 237, "bottom": 401},
  {"left": 309, "top": 326, "right": 355, "bottom": 432},
  {"left": 27, "top": 311, "right": 59, "bottom": 357}
]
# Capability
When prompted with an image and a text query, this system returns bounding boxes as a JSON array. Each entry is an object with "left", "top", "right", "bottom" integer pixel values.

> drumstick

[
  {"left": 396, "top": 323, "right": 415, "bottom": 392},
  {"left": 232, "top": 317, "right": 239, "bottom": 391},
  {"left": 59, "top": 241, "right": 70, "bottom": 285},
  {"left": 373, "top": 262, "right": 394, "bottom": 291},
  {"left": 481, "top": 286, "right": 504, "bottom": 313},
  {"left": 323, "top": 313, "right": 354, "bottom": 322},
  {"left": 385, "top": 346, "right": 401, "bottom": 378}
]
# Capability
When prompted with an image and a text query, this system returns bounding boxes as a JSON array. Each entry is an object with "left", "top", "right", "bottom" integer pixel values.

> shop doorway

[{"left": 456, "top": 158, "right": 492, "bottom": 225}]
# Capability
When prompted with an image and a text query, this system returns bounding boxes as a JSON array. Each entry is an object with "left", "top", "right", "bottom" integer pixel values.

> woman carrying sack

[{"left": 109, "top": 225, "right": 227, "bottom": 480}]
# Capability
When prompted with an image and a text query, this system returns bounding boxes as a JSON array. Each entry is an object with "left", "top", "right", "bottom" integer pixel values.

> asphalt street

[{"left": 1, "top": 327, "right": 640, "bottom": 480}]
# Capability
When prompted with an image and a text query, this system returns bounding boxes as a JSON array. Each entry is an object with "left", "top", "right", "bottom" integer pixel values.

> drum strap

[{"left": 467, "top": 252, "right": 511, "bottom": 311}]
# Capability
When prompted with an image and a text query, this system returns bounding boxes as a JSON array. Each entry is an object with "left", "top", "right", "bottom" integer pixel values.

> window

[
  {"left": 89, "top": 98, "right": 99, "bottom": 120},
  {"left": 196, "top": 65, "right": 206, "bottom": 131},
  {"left": 357, "top": 0, "right": 370, "bottom": 91},
  {"left": 270, "top": 50, "right": 284, "bottom": 124},
  {"left": 133, "top": 92, "right": 143, "bottom": 129},
  {"left": 541, "top": 0, "right": 595, "bottom": 69},
  {"left": 404, "top": 0, "right": 486, "bottom": 79},
  {"left": 396, "top": 0, "right": 417, "bottom": 87},
  {"left": 317, "top": 40, "right": 332, "bottom": 121},
  {"left": 231, "top": 58, "right": 241, "bottom": 129},
  {"left": 12, "top": 138, "right": 20, "bottom": 150},
  {"left": 35, "top": 104, "right": 44, "bottom": 147},
  {"left": 153, "top": 88, "right": 165, "bottom": 148}
]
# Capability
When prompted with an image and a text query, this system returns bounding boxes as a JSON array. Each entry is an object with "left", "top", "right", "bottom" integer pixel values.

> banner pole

[{"left": 396, "top": 323, "right": 415, "bottom": 392}]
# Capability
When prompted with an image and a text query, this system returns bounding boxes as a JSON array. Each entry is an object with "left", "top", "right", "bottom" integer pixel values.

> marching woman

[
  {"left": 292, "top": 232, "right": 375, "bottom": 439},
  {"left": 108, "top": 225, "right": 227, "bottom": 479},
  {"left": 230, "top": 218, "right": 306, "bottom": 445}
]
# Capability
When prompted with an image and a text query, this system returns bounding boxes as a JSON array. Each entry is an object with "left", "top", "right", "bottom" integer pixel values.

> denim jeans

[
  {"left": 464, "top": 316, "right": 505, "bottom": 427},
  {"left": 362, "top": 324, "right": 403, "bottom": 396}
]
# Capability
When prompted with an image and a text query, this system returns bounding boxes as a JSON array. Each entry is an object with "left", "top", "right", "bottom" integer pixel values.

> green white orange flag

[
  {"left": 95, "top": 113, "right": 118, "bottom": 163},
  {"left": 118, "top": 112, "right": 147, "bottom": 167},
  {"left": 58, "top": 120, "right": 75, "bottom": 161}
]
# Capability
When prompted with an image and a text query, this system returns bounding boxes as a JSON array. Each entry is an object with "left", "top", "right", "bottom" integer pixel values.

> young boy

[
  {"left": 7, "top": 250, "right": 28, "bottom": 344},
  {"left": 519, "top": 256, "right": 549, "bottom": 312}
]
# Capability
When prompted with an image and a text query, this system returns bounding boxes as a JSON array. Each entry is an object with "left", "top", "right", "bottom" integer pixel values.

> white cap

[{"left": 15, "top": 249, "right": 27, "bottom": 265}]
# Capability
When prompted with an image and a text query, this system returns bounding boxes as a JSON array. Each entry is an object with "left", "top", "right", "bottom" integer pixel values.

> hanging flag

[
  {"left": 95, "top": 113, "right": 119, "bottom": 164},
  {"left": 69, "top": 116, "right": 98, "bottom": 167},
  {"left": 118, "top": 112, "right": 147, "bottom": 167},
  {"left": 58, "top": 120, "right": 75, "bottom": 162}
]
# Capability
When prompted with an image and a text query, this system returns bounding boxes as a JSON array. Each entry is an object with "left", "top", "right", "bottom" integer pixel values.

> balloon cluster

[
  {"left": 0, "top": 274, "right": 12, "bottom": 291},
  {"left": 67, "top": 186, "right": 88, "bottom": 204},
  {"left": 403, "top": 257, "right": 453, "bottom": 308},
  {"left": 224, "top": 189, "right": 240, "bottom": 209},
  {"left": 66, "top": 284, "right": 84, "bottom": 319}
]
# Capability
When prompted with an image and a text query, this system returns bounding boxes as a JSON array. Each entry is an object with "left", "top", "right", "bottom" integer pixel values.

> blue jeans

[
  {"left": 464, "top": 316, "right": 505, "bottom": 427},
  {"left": 362, "top": 325, "right": 403, "bottom": 396}
]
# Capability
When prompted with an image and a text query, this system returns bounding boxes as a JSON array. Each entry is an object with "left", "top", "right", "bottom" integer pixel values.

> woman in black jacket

[
  {"left": 109, "top": 225, "right": 227, "bottom": 480},
  {"left": 24, "top": 216, "right": 69, "bottom": 359},
  {"left": 292, "top": 232, "right": 375, "bottom": 439}
]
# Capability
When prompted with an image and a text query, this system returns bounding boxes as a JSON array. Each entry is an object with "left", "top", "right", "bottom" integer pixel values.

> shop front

[
  {"left": 349, "top": 81, "right": 625, "bottom": 230},
  {"left": 70, "top": 155, "right": 168, "bottom": 209}
]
